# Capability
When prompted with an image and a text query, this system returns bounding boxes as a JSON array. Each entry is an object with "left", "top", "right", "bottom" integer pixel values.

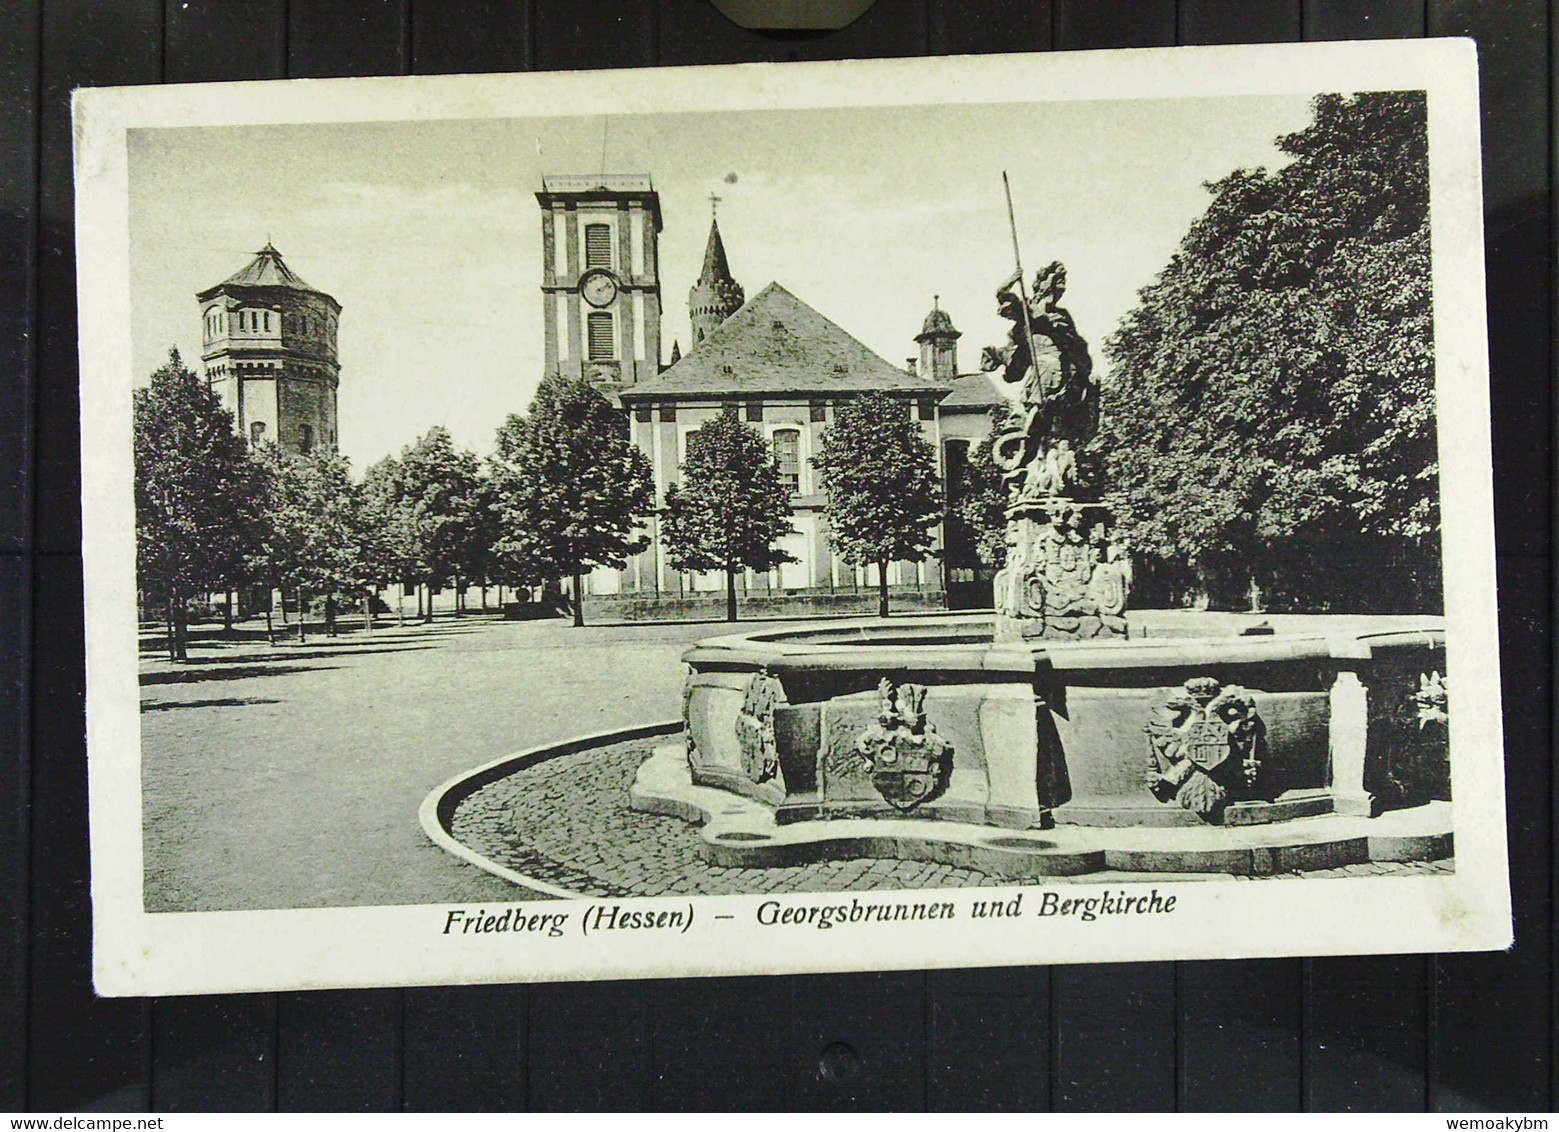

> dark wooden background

[{"left": 0, "top": 0, "right": 1551, "bottom": 1112}]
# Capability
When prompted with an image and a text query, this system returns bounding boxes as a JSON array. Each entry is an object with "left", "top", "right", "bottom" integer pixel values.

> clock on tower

[{"left": 536, "top": 174, "right": 662, "bottom": 391}]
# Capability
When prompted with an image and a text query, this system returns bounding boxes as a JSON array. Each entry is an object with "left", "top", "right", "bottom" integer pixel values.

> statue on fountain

[{"left": 983, "top": 259, "right": 1129, "bottom": 641}]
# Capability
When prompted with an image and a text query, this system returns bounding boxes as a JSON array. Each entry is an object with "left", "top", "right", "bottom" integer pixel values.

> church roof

[
  {"left": 623, "top": 283, "right": 948, "bottom": 401},
  {"left": 199, "top": 243, "right": 338, "bottom": 306},
  {"left": 939, "top": 373, "right": 1007, "bottom": 412}
]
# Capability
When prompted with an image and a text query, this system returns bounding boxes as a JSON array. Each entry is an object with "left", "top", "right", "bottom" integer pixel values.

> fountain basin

[{"left": 679, "top": 611, "right": 1449, "bottom": 831}]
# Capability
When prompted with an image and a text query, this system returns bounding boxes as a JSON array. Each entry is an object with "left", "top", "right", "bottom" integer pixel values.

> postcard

[{"left": 76, "top": 38, "right": 1509, "bottom": 995}]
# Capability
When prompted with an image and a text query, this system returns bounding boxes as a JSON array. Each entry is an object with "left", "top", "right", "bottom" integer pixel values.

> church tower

[
  {"left": 536, "top": 174, "right": 662, "bottom": 390},
  {"left": 688, "top": 204, "right": 744, "bottom": 346},
  {"left": 198, "top": 243, "right": 341, "bottom": 455},
  {"left": 915, "top": 296, "right": 961, "bottom": 383}
]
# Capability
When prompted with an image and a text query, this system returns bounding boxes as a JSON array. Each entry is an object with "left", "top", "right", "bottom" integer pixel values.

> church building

[
  {"left": 537, "top": 174, "right": 1002, "bottom": 615},
  {"left": 197, "top": 243, "right": 342, "bottom": 455}
]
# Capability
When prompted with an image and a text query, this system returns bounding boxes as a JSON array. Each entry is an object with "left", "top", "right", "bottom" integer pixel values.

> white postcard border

[{"left": 76, "top": 39, "right": 1511, "bottom": 996}]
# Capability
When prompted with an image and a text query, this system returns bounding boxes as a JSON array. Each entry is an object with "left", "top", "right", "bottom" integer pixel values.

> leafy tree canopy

[
  {"left": 357, "top": 455, "right": 419, "bottom": 589},
  {"left": 814, "top": 393, "right": 944, "bottom": 568},
  {"left": 662, "top": 414, "right": 795, "bottom": 620},
  {"left": 251, "top": 445, "right": 361, "bottom": 603},
  {"left": 1098, "top": 90, "right": 1439, "bottom": 612},
  {"left": 393, "top": 426, "right": 485, "bottom": 588},
  {"left": 663, "top": 414, "right": 795, "bottom": 576},
  {"left": 953, "top": 420, "right": 1011, "bottom": 570},
  {"left": 489, "top": 374, "right": 654, "bottom": 620},
  {"left": 134, "top": 348, "right": 265, "bottom": 648}
]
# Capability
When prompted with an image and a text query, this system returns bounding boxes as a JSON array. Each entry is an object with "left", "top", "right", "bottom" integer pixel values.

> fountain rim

[{"left": 681, "top": 611, "right": 1446, "bottom": 676}]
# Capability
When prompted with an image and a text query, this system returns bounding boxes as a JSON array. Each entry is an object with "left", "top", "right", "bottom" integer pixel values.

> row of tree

[
  {"left": 135, "top": 350, "right": 946, "bottom": 659},
  {"left": 1097, "top": 90, "right": 1441, "bottom": 613}
]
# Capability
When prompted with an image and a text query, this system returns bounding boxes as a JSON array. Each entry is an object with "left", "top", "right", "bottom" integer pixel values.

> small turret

[
  {"left": 914, "top": 295, "right": 960, "bottom": 383},
  {"left": 688, "top": 201, "right": 744, "bottom": 346}
]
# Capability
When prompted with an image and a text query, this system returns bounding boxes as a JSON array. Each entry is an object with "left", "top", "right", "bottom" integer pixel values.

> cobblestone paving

[{"left": 451, "top": 739, "right": 1452, "bottom": 898}]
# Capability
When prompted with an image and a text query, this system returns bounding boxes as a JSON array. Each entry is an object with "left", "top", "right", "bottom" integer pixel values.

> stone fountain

[{"left": 632, "top": 261, "right": 1452, "bottom": 879}]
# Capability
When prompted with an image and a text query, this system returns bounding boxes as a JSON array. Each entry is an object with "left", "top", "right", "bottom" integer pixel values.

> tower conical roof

[
  {"left": 221, "top": 243, "right": 318, "bottom": 290},
  {"left": 688, "top": 215, "right": 745, "bottom": 343},
  {"left": 698, "top": 219, "right": 735, "bottom": 288},
  {"left": 198, "top": 242, "right": 339, "bottom": 308}
]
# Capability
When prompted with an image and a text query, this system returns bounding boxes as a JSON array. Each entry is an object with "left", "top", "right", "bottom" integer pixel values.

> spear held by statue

[
  {"left": 1002, "top": 171, "right": 1044, "bottom": 397},
  {"left": 988, "top": 172, "right": 1047, "bottom": 482}
]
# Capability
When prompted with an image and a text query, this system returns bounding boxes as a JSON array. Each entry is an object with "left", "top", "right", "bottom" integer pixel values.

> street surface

[{"left": 141, "top": 613, "right": 702, "bottom": 910}]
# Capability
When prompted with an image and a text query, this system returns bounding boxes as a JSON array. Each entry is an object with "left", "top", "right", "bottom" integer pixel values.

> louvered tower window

[
  {"left": 587, "top": 311, "right": 615, "bottom": 360},
  {"left": 584, "top": 223, "right": 612, "bottom": 270}
]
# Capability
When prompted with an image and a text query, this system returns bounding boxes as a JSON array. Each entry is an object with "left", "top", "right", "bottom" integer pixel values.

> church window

[
  {"left": 809, "top": 401, "right": 827, "bottom": 423},
  {"left": 773, "top": 428, "right": 801, "bottom": 494},
  {"left": 587, "top": 311, "right": 614, "bottom": 360},
  {"left": 745, "top": 403, "right": 762, "bottom": 422},
  {"left": 944, "top": 439, "right": 971, "bottom": 494},
  {"left": 918, "top": 399, "right": 935, "bottom": 421},
  {"left": 658, "top": 405, "right": 677, "bottom": 422},
  {"left": 584, "top": 223, "right": 612, "bottom": 270},
  {"left": 634, "top": 406, "right": 651, "bottom": 423},
  {"left": 250, "top": 421, "right": 267, "bottom": 446},
  {"left": 264, "top": 310, "right": 272, "bottom": 331},
  {"left": 300, "top": 423, "right": 314, "bottom": 454}
]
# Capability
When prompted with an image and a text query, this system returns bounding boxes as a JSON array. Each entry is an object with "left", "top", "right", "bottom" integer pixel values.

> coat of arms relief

[
  {"left": 855, "top": 679, "right": 953, "bottom": 812},
  {"left": 1144, "top": 676, "right": 1266, "bottom": 822}
]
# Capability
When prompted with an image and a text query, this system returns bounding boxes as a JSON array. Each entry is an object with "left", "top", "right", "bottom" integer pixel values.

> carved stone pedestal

[{"left": 992, "top": 499, "right": 1129, "bottom": 643}]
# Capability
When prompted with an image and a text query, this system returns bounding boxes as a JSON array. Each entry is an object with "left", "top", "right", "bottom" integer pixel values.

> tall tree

[
  {"left": 134, "top": 348, "right": 264, "bottom": 660},
  {"left": 1099, "top": 91, "right": 1437, "bottom": 613},
  {"left": 461, "top": 471, "right": 504, "bottom": 610},
  {"left": 814, "top": 393, "right": 945, "bottom": 618},
  {"left": 251, "top": 447, "right": 361, "bottom": 642},
  {"left": 489, "top": 374, "right": 654, "bottom": 626},
  {"left": 395, "top": 427, "right": 483, "bottom": 622},
  {"left": 661, "top": 414, "right": 795, "bottom": 622},
  {"left": 359, "top": 456, "right": 418, "bottom": 625}
]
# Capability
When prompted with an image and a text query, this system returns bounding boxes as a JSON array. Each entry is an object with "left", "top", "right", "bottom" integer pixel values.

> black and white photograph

[{"left": 76, "top": 40, "right": 1510, "bottom": 995}]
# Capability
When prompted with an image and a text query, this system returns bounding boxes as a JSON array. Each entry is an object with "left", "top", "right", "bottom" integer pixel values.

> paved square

[{"left": 141, "top": 613, "right": 707, "bottom": 911}]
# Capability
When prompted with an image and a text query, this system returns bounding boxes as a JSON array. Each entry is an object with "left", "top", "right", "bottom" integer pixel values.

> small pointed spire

[
  {"left": 670, "top": 340, "right": 682, "bottom": 364},
  {"left": 689, "top": 210, "right": 744, "bottom": 344}
]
